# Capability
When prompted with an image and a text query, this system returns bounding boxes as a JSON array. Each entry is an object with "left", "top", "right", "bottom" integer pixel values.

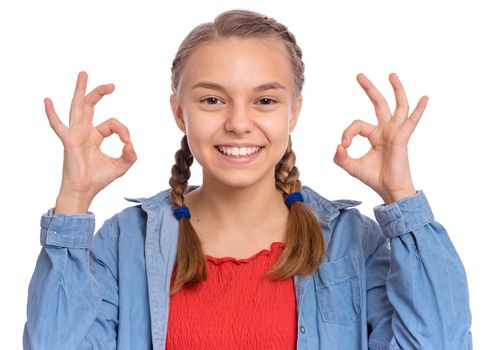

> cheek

[
  {"left": 258, "top": 112, "right": 291, "bottom": 141},
  {"left": 256, "top": 120, "right": 291, "bottom": 163},
  {"left": 184, "top": 112, "right": 221, "bottom": 162},
  {"left": 184, "top": 105, "right": 216, "bottom": 135}
]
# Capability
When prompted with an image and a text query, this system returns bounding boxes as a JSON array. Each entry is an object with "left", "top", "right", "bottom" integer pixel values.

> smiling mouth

[{"left": 215, "top": 145, "right": 263, "bottom": 157}]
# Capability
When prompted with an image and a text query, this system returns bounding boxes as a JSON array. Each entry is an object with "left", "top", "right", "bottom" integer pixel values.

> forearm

[
  {"left": 372, "top": 192, "right": 472, "bottom": 349},
  {"left": 23, "top": 210, "right": 117, "bottom": 349}
]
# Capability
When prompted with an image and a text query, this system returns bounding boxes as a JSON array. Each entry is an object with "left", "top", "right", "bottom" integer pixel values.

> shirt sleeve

[
  {"left": 364, "top": 191, "right": 472, "bottom": 350},
  {"left": 23, "top": 209, "right": 119, "bottom": 349}
]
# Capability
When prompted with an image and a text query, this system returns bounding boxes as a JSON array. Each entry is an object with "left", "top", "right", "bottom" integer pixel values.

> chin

[{"left": 204, "top": 167, "right": 274, "bottom": 190}]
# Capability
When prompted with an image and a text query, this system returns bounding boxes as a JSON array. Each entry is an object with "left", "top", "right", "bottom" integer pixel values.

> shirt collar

[{"left": 124, "top": 185, "right": 361, "bottom": 224}]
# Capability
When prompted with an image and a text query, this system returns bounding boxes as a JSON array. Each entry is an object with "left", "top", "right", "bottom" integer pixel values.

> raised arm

[
  {"left": 24, "top": 72, "right": 137, "bottom": 349},
  {"left": 334, "top": 73, "right": 472, "bottom": 348},
  {"left": 364, "top": 192, "right": 472, "bottom": 349},
  {"left": 24, "top": 213, "right": 120, "bottom": 349}
]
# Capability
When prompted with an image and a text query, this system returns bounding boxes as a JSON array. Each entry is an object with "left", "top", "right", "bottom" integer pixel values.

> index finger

[
  {"left": 357, "top": 73, "right": 392, "bottom": 123},
  {"left": 85, "top": 83, "right": 115, "bottom": 114},
  {"left": 69, "top": 71, "right": 88, "bottom": 125}
]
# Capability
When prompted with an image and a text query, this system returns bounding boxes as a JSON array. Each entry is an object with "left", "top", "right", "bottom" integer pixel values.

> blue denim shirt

[{"left": 23, "top": 186, "right": 472, "bottom": 349}]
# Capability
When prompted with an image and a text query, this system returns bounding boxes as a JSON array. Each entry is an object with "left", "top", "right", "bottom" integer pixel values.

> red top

[{"left": 165, "top": 241, "right": 298, "bottom": 349}]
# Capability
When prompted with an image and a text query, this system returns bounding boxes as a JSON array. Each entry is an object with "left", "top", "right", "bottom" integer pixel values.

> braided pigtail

[
  {"left": 267, "top": 136, "right": 325, "bottom": 279},
  {"left": 169, "top": 135, "right": 207, "bottom": 295}
]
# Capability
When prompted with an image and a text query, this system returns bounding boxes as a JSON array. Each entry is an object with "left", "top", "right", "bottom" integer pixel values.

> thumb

[{"left": 333, "top": 144, "right": 359, "bottom": 177}]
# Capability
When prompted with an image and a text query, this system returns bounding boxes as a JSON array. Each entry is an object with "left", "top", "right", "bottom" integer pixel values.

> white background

[{"left": 1, "top": 0, "right": 488, "bottom": 348}]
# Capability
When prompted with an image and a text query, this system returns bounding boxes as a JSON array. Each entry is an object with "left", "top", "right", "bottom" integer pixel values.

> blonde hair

[{"left": 168, "top": 9, "right": 324, "bottom": 296}]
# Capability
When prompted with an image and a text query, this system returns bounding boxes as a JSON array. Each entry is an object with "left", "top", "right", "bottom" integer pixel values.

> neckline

[{"left": 205, "top": 241, "right": 285, "bottom": 265}]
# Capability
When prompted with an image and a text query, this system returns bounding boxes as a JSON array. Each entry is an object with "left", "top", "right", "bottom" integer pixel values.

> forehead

[{"left": 179, "top": 37, "right": 294, "bottom": 93}]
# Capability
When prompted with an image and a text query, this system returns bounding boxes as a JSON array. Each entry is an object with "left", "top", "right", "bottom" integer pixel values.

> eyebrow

[{"left": 191, "top": 81, "right": 287, "bottom": 92}]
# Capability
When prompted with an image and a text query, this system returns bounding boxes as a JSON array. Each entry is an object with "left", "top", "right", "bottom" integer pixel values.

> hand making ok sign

[{"left": 334, "top": 73, "right": 429, "bottom": 204}]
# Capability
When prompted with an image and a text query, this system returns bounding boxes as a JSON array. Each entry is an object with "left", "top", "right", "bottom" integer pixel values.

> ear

[
  {"left": 170, "top": 94, "right": 186, "bottom": 133},
  {"left": 289, "top": 95, "right": 303, "bottom": 133}
]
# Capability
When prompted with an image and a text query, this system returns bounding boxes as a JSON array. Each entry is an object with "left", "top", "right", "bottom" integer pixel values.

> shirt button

[{"left": 300, "top": 325, "right": 306, "bottom": 334}]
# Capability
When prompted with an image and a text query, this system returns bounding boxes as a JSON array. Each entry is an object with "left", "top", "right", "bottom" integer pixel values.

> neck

[{"left": 183, "top": 171, "right": 289, "bottom": 243}]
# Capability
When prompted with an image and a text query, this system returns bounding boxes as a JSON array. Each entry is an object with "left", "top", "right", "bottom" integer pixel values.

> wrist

[
  {"left": 381, "top": 188, "right": 417, "bottom": 205},
  {"left": 55, "top": 190, "right": 93, "bottom": 214}
]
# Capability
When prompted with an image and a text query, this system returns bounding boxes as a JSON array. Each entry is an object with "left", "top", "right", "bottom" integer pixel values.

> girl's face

[{"left": 171, "top": 37, "right": 302, "bottom": 189}]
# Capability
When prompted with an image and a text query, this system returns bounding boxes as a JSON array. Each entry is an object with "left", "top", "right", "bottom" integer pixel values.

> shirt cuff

[
  {"left": 373, "top": 191, "right": 434, "bottom": 239},
  {"left": 40, "top": 208, "right": 95, "bottom": 248}
]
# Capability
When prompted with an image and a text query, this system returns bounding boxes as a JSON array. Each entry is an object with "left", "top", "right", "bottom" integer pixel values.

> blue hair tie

[
  {"left": 285, "top": 191, "right": 303, "bottom": 209},
  {"left": 174, "top": 206, "right": 191, "bottom": 220}
]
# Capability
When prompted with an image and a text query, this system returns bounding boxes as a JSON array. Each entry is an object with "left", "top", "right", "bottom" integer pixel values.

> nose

[{"left": 224, "top": 103, "right": 254, "bottom": 134}]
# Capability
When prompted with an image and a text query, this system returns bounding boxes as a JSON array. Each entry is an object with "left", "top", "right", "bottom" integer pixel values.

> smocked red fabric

[{"left": 165, "top": 241, "right": 298, "bottom": 349}]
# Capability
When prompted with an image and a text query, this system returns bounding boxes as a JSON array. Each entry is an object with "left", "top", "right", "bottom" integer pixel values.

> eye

[
  {"left": 200, "top": 97, "right": 222, "bottom": 105},
  {"left": 256, "top": 97, "right": 277, "bottom": 105}
]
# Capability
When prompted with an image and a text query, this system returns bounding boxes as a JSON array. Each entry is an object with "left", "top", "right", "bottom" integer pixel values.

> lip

[
  {"left": 215, "top": 143, "right": 265, "bottom": 148},
  {"left": 214, "top": 145, "right": 263, "bottom": 164}
]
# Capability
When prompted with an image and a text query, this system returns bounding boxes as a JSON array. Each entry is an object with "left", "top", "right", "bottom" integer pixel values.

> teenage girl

[{"left": 24, "top": 9, "right": 472, "bottom": 350}]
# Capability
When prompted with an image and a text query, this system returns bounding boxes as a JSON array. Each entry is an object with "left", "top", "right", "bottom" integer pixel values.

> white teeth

[{"left": 218, "top": 146, "right": 261, "bottom": 156}]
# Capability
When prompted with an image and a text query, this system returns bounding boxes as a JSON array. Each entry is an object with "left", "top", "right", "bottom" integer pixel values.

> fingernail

[{"left": 342, "top": 138, "right": 348, "bottom": 146}]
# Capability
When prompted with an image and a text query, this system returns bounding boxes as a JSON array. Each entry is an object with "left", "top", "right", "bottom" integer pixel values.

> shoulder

[
  {"left": 92, "top": 188, "right": 174, "bottom": 254},
  {"left": 301, "top": 185, "right": 363, "bottom": 225},
  {"left": 107, "top": 188, "right": 177, "bottom": 231},
  {"left": 123, "top": 188, "right": 173, "bottom": 210},
  {"left": 92, "top": 188, "right": 173, "bottom": 240},
  {"left": 301, "top": 185, "right": 385, "bottom": 258}
]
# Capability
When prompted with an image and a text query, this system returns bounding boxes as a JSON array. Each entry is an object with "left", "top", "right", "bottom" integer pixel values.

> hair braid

[
  {"left": 267, "top": 136, "right": 325, "bottom": 279},
  {"left": 275, "top": 135, "right": 302, "bottom": 195},
  {"left": 169, "top": 135, "right": 193, "bottom": 207},
  {"left": 168, "top": 135, "right": 207, "bottom": 295}
]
